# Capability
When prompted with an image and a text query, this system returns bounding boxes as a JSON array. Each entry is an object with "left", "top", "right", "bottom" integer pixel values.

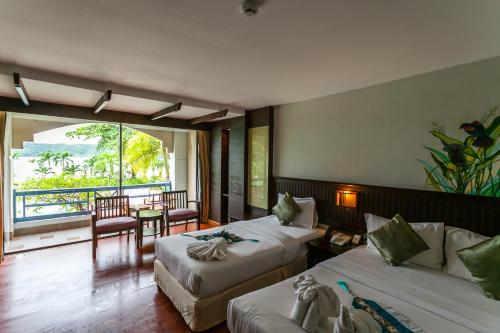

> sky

[{"left": 34, "top": 124, "right": 99, "bottom": 145}]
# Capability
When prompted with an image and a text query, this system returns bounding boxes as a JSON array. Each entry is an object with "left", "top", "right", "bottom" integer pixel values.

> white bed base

[{"left": 154, "top": 255, "right": 307, "bottom": 332}]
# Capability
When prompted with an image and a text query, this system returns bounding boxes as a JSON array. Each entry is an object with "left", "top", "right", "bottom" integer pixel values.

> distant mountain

[{"left": 15, "top": 142, "right": 98, "bottom": 157}]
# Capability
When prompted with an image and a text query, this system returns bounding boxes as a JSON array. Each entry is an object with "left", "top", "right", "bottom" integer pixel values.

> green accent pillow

[
  {"left": 367, "top": 214, "right": 429, "bottom": 266},
  {"left": 458, "top": 235, "right": 500, "bottom": 300},
  {"left": 272, "top": 192, "right": 302, "bottom": 225}
]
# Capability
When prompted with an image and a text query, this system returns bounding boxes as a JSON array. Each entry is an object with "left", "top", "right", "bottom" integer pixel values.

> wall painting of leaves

[{"left": 419, "top": 106, "right": 499, "bottom": 197}]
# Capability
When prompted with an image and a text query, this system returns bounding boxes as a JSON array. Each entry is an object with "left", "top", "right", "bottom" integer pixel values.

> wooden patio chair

[
  {"left": 162, "top": 190, "right": 200, "bottom": 236},
  {"left": 92, "top": 195, "right": 137, "bottom": 259},
  {"left": 144, "top": 192, "right": 163, "bottom": 210}
]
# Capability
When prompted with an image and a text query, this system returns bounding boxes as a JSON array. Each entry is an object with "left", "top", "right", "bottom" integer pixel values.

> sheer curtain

[
  {"left": 0, "top": 112, "right": 6, "bottom": 263},
  {"left": 197, "top": 131, "right": 210, "bottom": 223}
]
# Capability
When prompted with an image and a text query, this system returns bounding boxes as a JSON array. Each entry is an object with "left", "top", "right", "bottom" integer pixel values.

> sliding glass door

[{"left": 11, "top": 117, "right": 175, "bottom": 224}]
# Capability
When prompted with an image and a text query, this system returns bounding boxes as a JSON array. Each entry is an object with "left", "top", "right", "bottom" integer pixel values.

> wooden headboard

[{"left": 273, "top": 177, "right": 500, "bottom": 237}]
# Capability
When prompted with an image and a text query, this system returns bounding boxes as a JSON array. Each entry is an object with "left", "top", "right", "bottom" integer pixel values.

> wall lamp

[
  {"left": 336, "top": 190, "right": 358, "bottom": 209},
  {"left": 13, "top": 73, "right": 30, "bottom": 106}
]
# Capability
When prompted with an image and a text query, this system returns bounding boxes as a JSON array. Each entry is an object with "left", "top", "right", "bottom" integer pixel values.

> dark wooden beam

[
  {"left": 0, "top": 60, "right": 246, "bottom": 114},
  {"left": 0, "top": 96, "right": 211, "bottom": 131},
  {"left": 13, "top": 73, "right": 30, "bottom": 106},
  {"left": 93, "top": 90, "right": 112, "bottom": 114},
  {"left": 190, "top": 109, "right": 228, "bottom": 125},
  {"left": 150, "top": 102, "right": 182, "bottom": 121}
]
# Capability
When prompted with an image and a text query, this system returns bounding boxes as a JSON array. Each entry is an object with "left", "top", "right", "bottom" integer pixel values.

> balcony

[
  {"left": 6, "top": 182, "right": 171, "bottom": 253},
  {"left": 13, "top": 181, "right": 171, "bottom": 224}
]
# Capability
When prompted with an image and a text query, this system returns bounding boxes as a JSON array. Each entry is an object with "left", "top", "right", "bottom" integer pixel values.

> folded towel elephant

[
  {"left": 186, "top": 237, "right": 228, "bottom": 261},
  {"left": 290, "top": 275, "right": 341, "bottom": 332}
]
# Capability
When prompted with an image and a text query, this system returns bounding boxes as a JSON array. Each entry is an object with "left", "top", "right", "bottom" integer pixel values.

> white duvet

[
  {"left": 228, "top": 246, "right": 500, "bottom": 333},
  {"left": 154, "top": 215, "right": 323, "bottom": 298}
]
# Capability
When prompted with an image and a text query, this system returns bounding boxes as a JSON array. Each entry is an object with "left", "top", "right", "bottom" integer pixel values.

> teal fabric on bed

[
  {"left": 367, "top": 214, "right": 429, "bottom": 266},
  {"left": 272, "top": 192, "right": 302, "bottom": 225},
  {"left": 458, "top": 235, "right": 500, "bottom": 300}
]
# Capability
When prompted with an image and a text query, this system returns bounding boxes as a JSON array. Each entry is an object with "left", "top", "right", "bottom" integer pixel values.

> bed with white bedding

[
  {"left": 154, "top": 215, "right": 323, "bottom": 331},
  {"left": 227, "top": 246, "right": 500, "bottom": 333}
]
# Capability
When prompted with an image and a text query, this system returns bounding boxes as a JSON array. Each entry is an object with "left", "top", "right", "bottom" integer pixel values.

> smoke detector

[{"left": 241, "top": 0, "right": 258, "bottom": 17}]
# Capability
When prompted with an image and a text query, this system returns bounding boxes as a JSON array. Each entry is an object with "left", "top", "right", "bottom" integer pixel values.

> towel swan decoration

[
  {"left": 291, "top": 275, "right": 341, "bottom": 332},
  {"left": 291, "top": 275, "right": 382, "bottom": 333},
  {"left": 186, "top": 237, "right": 228, "bottom": 261}
]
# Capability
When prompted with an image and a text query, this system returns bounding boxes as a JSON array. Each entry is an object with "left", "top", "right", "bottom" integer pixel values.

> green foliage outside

[
  {"left": 419, "top": 106, "right": 500, "bottom": 197},
  {"left": 248, "top": 126, "right": 269, "bottom": 209},
  {"left": 15, "top": 124, "right": 170, "bottom": 216}
]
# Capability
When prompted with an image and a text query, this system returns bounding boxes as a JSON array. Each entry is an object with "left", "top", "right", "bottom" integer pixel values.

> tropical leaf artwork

[{"left": 419, "top": 106, "right": 500, "bottom": 197}]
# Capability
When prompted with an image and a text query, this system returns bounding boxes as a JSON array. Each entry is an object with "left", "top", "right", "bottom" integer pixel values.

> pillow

[
  {"left": 458, "top": 235, "right": 500, "bottom": 300},
  {"left": 278, "top": 193, "right": 318, "bottom": 228},
  {"left": 367, "top": 214, "right": 429, "bottom": 266},
  {"left": 272, "top": 192, "right": 302, "bottom": 225},
  {"left": 364, "top": 213, "right": 445, "bottom": 269},
  {"left": 444, "top": 226, "right": 490, "bottom": 282}
]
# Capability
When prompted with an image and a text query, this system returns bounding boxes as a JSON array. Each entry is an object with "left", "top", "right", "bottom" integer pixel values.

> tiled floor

[{"left": 5, "top": 227, "right": 92, "bottom": 253}]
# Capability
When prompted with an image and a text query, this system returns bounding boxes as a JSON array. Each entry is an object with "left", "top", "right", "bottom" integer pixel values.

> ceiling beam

[
  {"left": 0, "top": 62, "right": 245, "bottom": 114},
  {"left": 93, "top": 90, "right": 112, "bottom": 114},
  {"left": 13, "top": 72, "right": 30, "bottom": 106},
  {"left": 0, "top": 96, "right": 212, "bottom": 131},
  {"left": 150, "top": 102, "right": 182, "bottom": 120},
  {"left": 190, "top": 109, "right": 228, "bottom": 125}
]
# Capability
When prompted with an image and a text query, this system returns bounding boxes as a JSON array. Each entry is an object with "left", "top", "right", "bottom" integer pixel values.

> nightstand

[{"left": 306, "top": 237, "right": 356, "bottom": 268}]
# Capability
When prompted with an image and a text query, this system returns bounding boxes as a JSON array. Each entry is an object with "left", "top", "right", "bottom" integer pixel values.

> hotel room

[{"left": 0, "top": 1, "right": 499, "bottom": 333}]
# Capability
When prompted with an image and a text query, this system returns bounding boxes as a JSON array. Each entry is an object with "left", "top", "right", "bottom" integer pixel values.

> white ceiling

[{"left": 0, "top": 0, "right": 499, "bottom": 111}]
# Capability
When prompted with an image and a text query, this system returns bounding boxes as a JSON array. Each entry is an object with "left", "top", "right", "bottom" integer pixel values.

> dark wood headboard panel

[{"left": 273, "top": 177, "right": 500, "bottom": 237}]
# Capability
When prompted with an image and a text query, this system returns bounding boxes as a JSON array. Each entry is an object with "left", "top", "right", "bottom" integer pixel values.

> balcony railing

[{"left": 13, "top": 182, "right": 171, "bottom": 223}]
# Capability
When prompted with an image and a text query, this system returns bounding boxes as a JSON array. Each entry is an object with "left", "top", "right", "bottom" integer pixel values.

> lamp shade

[{"left": 336, "top": 191, "right": 357, "bottom": 209}]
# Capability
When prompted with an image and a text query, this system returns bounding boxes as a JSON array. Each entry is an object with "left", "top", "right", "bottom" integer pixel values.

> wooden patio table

[{"left": 136, "top": 209, "right": 165, "bottom": 248}]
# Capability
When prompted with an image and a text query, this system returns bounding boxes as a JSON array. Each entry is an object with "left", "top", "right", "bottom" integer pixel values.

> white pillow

[
  {"left": 364, "top": 213, "right": 445, "bottom": 270},
  {"left": 443, "top": 226, "right": 490, "bottom": 282},
  {"left": 278, "top": 193, "right": 318, "bottom": 229}
]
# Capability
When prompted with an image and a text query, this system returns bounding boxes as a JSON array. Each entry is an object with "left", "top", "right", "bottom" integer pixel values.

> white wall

[
  {"left": 3, "top": 113, "right": 12, "bottom": 239},
  {"left": 274, "top": 56, "right": 500, "bottom": 190},
  {"left": 172, "top": 132, "right": 188, "bottom": 191}
]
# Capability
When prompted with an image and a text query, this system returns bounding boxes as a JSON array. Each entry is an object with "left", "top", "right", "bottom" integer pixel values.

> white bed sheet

[
  {"left": 154, "top": 215, "right": 323, "bottom": 298},
  {"left": 228, "top": 246, "right": 500, "bottom": 333}
]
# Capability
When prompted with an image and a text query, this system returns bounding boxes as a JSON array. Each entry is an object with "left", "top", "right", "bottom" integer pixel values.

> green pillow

[
  {"left": 272, "top": 192, "right": 302, "bottom": 225},
  {"left": 367, "top": 214, "right": 429, "bottom": 266},
  {"left": 458, "top": 235, "right": 500, "bottom": 300}
]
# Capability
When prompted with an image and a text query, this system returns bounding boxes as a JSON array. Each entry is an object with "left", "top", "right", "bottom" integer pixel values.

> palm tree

[
  {"left": 11, "top": 151, "right": 22, "bottom": 160},
  {"left": 82, "top": 156, "right": 98, "bottom": 177},
  {"left": 54, "top": 151, "right": 74, "bottom": 169},
  {"left": 124, "top": 131, "right": 163, "bottom": 178},
  {"left": 63, "top": 164, "right": 81, "bottom": 177},
  {"left": 34, "top": 165, "right": 54, "bottom": 178},
  {"left": 94, "top": 152, "right": 119, "bottom": 179},
  {"left": 38, "top": 151, "right": 56, "bottom": 169}
]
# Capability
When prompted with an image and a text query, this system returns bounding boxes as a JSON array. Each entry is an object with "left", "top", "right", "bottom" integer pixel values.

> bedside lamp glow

[{"left": 336, "top": 191, "right": 357, "bottom": 209}]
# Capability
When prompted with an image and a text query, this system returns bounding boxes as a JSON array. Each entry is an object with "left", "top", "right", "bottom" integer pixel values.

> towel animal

[
  {"left": 333, "top": 305, "right": 382, "bottom": 333},
  {"left": 186, "top": 237, "right": 227, "bottom": 261},
  {"left": 290, "top": 275, "right": 341, "bottom": 333}
]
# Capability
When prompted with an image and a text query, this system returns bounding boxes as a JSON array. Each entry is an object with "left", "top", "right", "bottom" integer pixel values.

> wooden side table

[
  {"left": 136, "top": 210, "right": 165, "bottom": 248},
  {"left": 306, "top": 237, "right": 357, "bottom": 268}
]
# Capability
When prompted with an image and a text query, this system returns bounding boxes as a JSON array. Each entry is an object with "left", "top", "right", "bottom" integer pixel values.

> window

[{"left": 247, "top": 126, "right": 269, "bottom": 209}]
